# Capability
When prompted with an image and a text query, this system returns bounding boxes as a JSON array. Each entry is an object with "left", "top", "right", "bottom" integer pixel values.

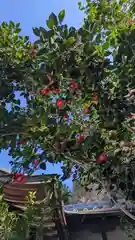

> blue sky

[{"left": 0, "top": 0, "right": 84, "bottom": 189}]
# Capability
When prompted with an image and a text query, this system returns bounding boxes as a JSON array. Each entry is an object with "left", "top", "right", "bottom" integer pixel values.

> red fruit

[
  {"left": 77, "top": 135, "right": 85, "bottom": 143},
  {"left": 33, "top": 159, "right": 39, "bottom": 167},
  {"left": 64, "top": 112, "right": 68, "bottom": 119},
  {"left": 30, "top": 48, "right": 36, "bottom": 57},
  {"left": 13, "top": 173, "right": 27, "bottom": 183},
  {"left": 69, "top": 81, "right": 78, "bottom": 89},
  {"left": 49, "top": 86, "right": 55, "bottom": 91},
  {"left": 54, "top": 89, "right": 60, "bottom": 94},
  {"left": 96, "top": 152, "right": 107, "bottom": 164},
  {"left": 20, "top": 139, "right": 25, "bottom": 145},
  {"left": 128, "top": 114, "right": 132, "bottom": 118},
  {"left": 40, "top": 88, "right": 50, "bottom": 96},
  {"left": 56, "top": 99, "right": 65, "bottom": 108}
]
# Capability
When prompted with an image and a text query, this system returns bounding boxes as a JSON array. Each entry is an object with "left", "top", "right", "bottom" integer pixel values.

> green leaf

[
  {"left": 63, "top": 37, "right": 75, "bottom": 46},
  {"left": 102, "top": 41, "right": 110, "bottom": 50},
  {"left": 40, "top": 162, "right": 46, "bottom": 170},
  {"left": 9, "top": 21, "right": 15, "bottom": 29},
  {"left": 32, "top": 27, "right": 40, "bottom": 36},
  {"left": 36, "top": 47, "right": 46, "bottom": 56},
  {"left": 16, "top": 23, "right": 20, "bottom": 28},
  {"left": 69, "top": 27, "right": 76, "bottom": 37},
  {"left": 14, "top": 28, "right": 21, "bottom": 34},
  {"left": 104, "top": 51, "right": 112, "bottom": 56},
  {"left": 34, "top": 40, "right": 40, "bottom": 45},
  {"left": 78, "top": 2, "right": 82, "bottom": 8},
  {"left": 13, "top": 99, "right": 21, "bottom": 105},
  {"left": 16, "top": 51, "right": 23, "bottom": 58},
  {"left": 58, "top": 10, "right": 65, "bottom": 23},
  {"left": 24, "top": 36, "right": 29, "bottom": 42},
  {"left": 46, "top": 13, "right": 58, "bottom": 29},
  {"left": 40, "top": 27, "right": 48, "bottom": 38},
  {"left": 2, "top": 21, "right": 8, "bottom": 28},
  {"left": 95, "top": 33, "right": 102, "bottom": 44},
  {"left": 14, "top": 106, "right": 20, "bottom": 111}
]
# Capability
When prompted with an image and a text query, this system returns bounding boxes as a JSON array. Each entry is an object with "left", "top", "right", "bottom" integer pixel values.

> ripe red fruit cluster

[
  {"left": 69, "top": 81, "right": 78, "bottom": 89},
  {"left": 54, "top": 89, "right": 60, "bottom": 94},
  {"left": 19, "top": 139, "right": 25, "bottom": 145},
  {"left": 30, "top": 48, "right": 36, "bottom": 57},
  {"left": 13, "top": 173, "right": 27, "bottom": 183},
  {"left": 96, "top": 152, "right": 107, "bottom": 164},
  {"left": 77, "top": 135, "right": 85, "bottom": 143},
  {"left": 40, "top": 88, "right": 50, "bottom": 96},
  {"left": 39, "top": 88, "right": 60, "bottom": 96},
  {"left": 64, "top": 112, "right": 68, "bottom": 118},
  {"left": 56, "top": 99, "right": 65, "bottom": 108}
]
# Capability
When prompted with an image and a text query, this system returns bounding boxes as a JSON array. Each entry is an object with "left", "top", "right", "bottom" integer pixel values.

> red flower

[
  {"left": 56, "top": 99, "right": 65, "bottom": 108},
  {"left": 77, "top": 135, "right": 85, "bottom": 144},
  {"left": 54, "top": 89, "right": 60, "bottom": 94},
  {"left": 40, "top": 88, "right": 50, "bottom": 96},
  {"left": 20, "top": 139, "right": 25, "bottom": 145},
  {"left": 69, "top": 81, "right": 78, "bottom": 89},
  {"left": 33, "top": 159, "right": 39, "bottom": 167},
  {"left": 30, "top": 48, "right": 36, "bottom": 57},
  {"left": 64, "top": 112, "right": 68, "bottom": 119},
  {"left": 13, "top": 173, "right": 27, "bottom": 183},
  {"left": 96, "top": 152, "right": 107, "bottom": 164}
]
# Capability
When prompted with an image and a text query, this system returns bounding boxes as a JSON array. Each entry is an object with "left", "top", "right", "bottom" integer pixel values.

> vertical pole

[
  {"left": 101, "top": 232, "right": 108, "bottom": 240},
  {"left": 101, "top": 216, "right": 108, "bottom": 240}
]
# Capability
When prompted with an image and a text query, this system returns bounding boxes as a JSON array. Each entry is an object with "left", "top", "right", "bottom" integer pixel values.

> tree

[{"left": 1, "top": 0, "right": 135, "bottom": 215}]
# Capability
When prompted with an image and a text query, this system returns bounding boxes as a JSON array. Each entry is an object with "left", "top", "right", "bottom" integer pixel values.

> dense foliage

[
  {"left": 1, "top": 0, "right": 135, "bottom": 208},
  {"left": 0, "top": 191, "right": 36, "bottom": 240}
]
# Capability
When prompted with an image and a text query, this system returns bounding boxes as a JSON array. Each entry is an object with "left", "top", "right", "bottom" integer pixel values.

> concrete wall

[{"left": 69, "top": 227, "right": 128, "bottom": 240}]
